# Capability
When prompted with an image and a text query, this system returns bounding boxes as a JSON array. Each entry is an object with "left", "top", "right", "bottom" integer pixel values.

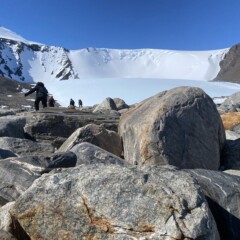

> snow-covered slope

[
  {"left": 69, "top": 48, "right": 227, "bottom": 80},
  {"left": 0, "top": 26, "right": 41, "bottom": 45},
  {"left": 1, "top": 26, "right": 240, "bottom": 107},
  {"left": 0, "top": 26, "right": 229, "bottom": 83}
]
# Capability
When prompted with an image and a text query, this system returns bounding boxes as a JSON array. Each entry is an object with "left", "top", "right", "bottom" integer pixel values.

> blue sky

[{"left": 1, "top": 0, "right": 240, "bottom": 50}]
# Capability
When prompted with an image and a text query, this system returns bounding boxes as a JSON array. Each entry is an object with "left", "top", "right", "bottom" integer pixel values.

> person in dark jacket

[
  {"left": 24, "top": 82, "right": 48, "bottom": 111},
  {"left": 70, "top": 98, "right": 75, "bottom": 106},
  {"left": 78, "top": 99, "right": 83, "bottom": 108},
  {"left": 68, "top": 98, "right": 75, "bottom": 109}
]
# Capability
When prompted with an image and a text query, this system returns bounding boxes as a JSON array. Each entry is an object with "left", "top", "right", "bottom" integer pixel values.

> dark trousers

[
  {"left": 35, "top": 97, "right": 47, "bottom": 111},
  {"left": 49, "top": 102, "right": 55, "bottom": 107}
]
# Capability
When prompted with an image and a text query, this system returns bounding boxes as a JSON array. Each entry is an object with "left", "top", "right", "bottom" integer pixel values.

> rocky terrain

[
  {"left": 0, "top": 77, "right": 33, "bottom": 109},
  {"left": 0, "top": 84, "right": 240, "bottom": 239}
]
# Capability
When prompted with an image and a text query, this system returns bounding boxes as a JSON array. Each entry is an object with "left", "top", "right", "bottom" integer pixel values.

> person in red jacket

[
  {"left": 24, "top": 82, "right": 48, "bottom": 111},
  {"left": 48, "top": 95, "right": 55, "bottom": 107}
]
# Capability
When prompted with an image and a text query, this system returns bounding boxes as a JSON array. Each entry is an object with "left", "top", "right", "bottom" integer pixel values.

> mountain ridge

[{"left": 0, "top": 26, "right": 231, "bottom": 83}]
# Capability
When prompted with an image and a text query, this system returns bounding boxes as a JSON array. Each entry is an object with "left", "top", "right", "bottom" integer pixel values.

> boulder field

[{"left": 0, "top": 87, "right": 239, "bottom": 239}]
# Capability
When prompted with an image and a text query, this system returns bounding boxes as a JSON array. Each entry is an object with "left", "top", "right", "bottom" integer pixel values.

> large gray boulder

[
  {"left": 218, "top": 91, "right": 240, "bottom": 113},
  {"left": 93, "top": 97, "right": 118, "bottom": 113},
  {"left": 119, "top": 87, "right": 226, "bottom": 169},
  {"left": 0, "top": 137, "right": 54, "bottom": 156},
  {"left": 71, "top": 142, "right": 126, "bottom": 166},
  {"left": 10, "top": 164, "right": 219, "bottom": 240},
  {"left": 0, "top": 116, "right": 26, "bottom": 138},
  {"left": 0, "top": 158, "right": 41, "bottom": 205},
  {"left": 58, "top": 124, "right": 122, "bottom": 157},
  {"left": 113, "top": 98, "right": 129, "bottom": 110},
  {"left": 189, "top": 169, "right": 240, "bottom": 240}
]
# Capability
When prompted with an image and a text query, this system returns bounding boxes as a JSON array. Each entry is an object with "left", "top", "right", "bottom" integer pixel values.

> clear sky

[{"left": 1, "top": 0, "right": 240, "bottom": 51}]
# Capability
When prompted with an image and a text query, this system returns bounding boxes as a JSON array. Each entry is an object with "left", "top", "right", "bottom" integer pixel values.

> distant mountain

[{"left": 0, "top": 26, "right": 233, "bottom": 83}]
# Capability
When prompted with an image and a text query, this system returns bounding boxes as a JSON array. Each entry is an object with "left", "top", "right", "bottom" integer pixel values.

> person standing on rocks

[
  {"left": 24, "top": 82, "right": 48, "bottom": 111},
  {"left": 78, "top": 99, "right": 83, "bottom": 108},
  {"left": 68, "top": 98, "right": 75, "bottom": 109},
  {"left": 48, "top": 95, "right": 56, "bottom": 107}
]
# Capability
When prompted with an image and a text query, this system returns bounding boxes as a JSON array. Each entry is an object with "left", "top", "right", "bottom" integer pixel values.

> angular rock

[
  {"left": 0, "top": 137, "right": 54, "bottom": 156},
  {"left": 119, "top": 87, "right": 225, "bottom": 169},
  {"left": 225, "top": 130, "right": 240, "bottom": 140},
  {"left": 93, "top": 97, "right": 117, "bottom": 113},
  {"left": 11, "top": 164, "right": 219, "bottom": 239},
  {"left": 70, "top": 142, "right": 126, "bottom": 166},
  {"left": 0, "top": 116, "right": 26, "bottom": 138},
  {"left": 0, "top": 202, "right": 14, "bottom": 232},
  {"left": 232, "top": 124, "right": 240, "bottom": 134},
  {"left": 217, "top": 92, "right": 240, "bottom": 113},
  {"left": 189, "top": 169, "right": 240, "bottom": 240},
  {"left": 10, "top": 152, "right": 77, "bottom": 171},
  {"left": 113, "top": 98, "right": 129, "bottom": 110},
  {"left": 224, "top": 169, "right": 240, "bottom": 177},
  {"left": 0, "top": 152, "right": 77, "bottom": 206},
  {"left": 58, "top": 124, "right": 122, "bottom": 157},
  {"left": 0, "top": 158, "right": 41, "bottom": 205}
]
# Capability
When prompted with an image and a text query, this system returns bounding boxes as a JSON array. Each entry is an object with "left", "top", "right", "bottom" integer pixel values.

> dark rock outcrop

[
  {"left": 221, "top": 138, "right": 240, "bottom": 170},
  {"left": 0, "top": 148, "right": 16, "bottom": 159}
]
